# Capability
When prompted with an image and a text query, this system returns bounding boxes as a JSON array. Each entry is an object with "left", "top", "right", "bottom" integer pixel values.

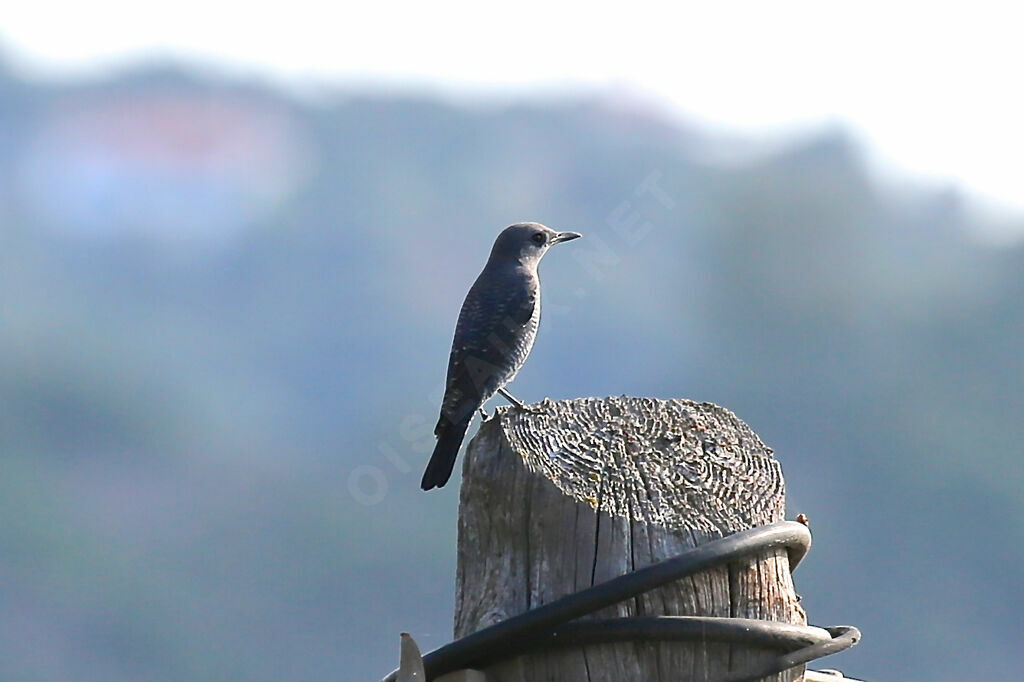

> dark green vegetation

[{"left": 1, "top": 61, "right": 1021, "bottom": 681}]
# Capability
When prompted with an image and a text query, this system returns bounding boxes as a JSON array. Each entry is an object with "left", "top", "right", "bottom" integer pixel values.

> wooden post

[{"left": 455, "top": 396, "right": 806, "bottom": 682}]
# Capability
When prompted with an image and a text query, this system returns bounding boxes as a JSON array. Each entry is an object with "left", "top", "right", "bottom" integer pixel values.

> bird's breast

[{"left": 501, "top": 290, "right": 540, "bottom": 382}]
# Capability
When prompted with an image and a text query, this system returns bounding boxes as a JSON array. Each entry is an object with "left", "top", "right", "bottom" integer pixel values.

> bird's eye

[{"left": 531, "top": 232, "right": 546, "bottom": 244}]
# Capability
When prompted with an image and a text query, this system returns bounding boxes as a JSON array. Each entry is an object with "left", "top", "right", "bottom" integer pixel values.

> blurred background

[{"left": 1, "top": 3, "right": 1022, "bottom": 681}]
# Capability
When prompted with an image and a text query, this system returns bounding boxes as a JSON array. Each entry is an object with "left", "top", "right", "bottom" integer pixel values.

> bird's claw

[{"left": 497, "top": 388, "right": 547, "bottom": 415}]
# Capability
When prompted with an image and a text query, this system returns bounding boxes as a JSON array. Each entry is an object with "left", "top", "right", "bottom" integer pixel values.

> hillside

[{"left": 1, "top": 61, "right": 1022, "bottom": 681}]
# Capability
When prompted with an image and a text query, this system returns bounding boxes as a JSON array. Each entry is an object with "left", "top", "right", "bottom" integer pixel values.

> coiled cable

[{"left": 382, "top": 521, "right": 860, "bottom": 681}]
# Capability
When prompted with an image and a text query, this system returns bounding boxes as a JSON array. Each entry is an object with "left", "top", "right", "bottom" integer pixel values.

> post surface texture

[{"left": 455, "top": 396, "right": 805, "bottom": 682}]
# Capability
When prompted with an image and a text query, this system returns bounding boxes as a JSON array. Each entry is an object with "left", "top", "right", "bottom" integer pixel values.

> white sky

[{"left": 3, "top": 1, "right": 1023, "bottom": 219}]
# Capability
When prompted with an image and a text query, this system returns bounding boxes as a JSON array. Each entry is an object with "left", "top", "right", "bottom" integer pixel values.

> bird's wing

[{"left": 436, "top": 273, "right": 537, "bottom": 431}]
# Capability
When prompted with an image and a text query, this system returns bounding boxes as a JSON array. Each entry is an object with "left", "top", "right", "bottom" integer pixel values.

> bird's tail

[{"left": 420, "top": 419, "right": 470, "bottom": 490}]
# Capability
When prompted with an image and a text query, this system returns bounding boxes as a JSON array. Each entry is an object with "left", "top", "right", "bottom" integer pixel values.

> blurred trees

[{"left": 1, "top": 62, "right": 1021, "bottom": 681}]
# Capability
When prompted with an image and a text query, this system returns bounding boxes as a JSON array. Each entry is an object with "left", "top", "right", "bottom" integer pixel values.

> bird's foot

[{"left": 497, "top": 388, "right": 548, "bottom": 415}]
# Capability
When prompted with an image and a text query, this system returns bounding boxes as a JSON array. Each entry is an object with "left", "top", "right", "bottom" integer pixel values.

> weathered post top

[
  {"left": 454, "top": 396, "right": 806, "bottom": 681},
  {"left": 488, "top": 396, "right": 785, "bottom": 535}
]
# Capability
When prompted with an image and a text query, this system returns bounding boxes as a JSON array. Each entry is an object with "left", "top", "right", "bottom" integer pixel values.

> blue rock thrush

[{"left": 420, "top": 222, "right": 582, "bottom": 490}]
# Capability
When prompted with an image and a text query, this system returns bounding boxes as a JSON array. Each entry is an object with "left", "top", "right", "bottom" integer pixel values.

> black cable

[
  {"left": 538, "top": 616, "right": 835, "bottom": 652},
  {"left": 381, "top": 521, "right": 859, "bottom": 681},
  {"left": 722, "top": 625, "right": 862, "bottom": 682}
]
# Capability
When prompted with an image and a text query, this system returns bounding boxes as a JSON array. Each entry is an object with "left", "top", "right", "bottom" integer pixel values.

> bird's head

[{"left": 489, "top": 222, "right": 582, "bottom": 268}]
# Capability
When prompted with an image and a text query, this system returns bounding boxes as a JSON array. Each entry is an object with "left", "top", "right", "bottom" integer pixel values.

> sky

[{"left": 3, "top": 1, "right": 1023, "bottom": 220}]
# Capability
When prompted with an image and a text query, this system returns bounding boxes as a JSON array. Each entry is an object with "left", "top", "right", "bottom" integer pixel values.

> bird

[{"left": 420, "top": 222, "right": 582, "bottom": 490}]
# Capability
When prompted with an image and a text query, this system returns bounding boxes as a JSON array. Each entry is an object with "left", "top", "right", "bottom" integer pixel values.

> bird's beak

[{"left": 552, "top": 231, "right": 582, "bottom": 244}]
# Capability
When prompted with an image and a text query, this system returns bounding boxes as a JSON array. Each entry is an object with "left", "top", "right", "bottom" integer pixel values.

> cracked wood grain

[{"left": 454, "top": 396, "right": 805, "bottom": 682}]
